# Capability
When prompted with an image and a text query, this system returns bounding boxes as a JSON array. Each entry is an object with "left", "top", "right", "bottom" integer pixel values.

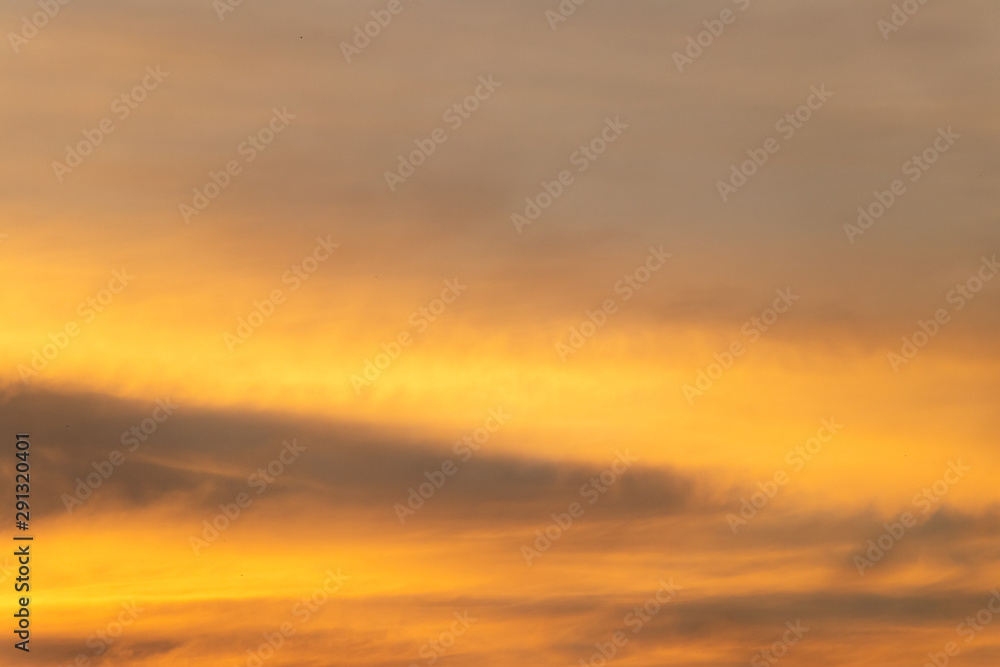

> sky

[{"left": 1, "top": 0, "right": 999, "bottom": 665}]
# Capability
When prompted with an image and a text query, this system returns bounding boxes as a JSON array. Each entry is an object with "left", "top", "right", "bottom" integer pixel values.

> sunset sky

[{"left": 2, "top": 0, "right": 999, "bottom": 665}]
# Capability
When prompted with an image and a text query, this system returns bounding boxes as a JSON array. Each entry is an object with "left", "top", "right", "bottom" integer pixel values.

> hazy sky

[{"left": 1, "top": 0, "right": 999, "bottom": 665}]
